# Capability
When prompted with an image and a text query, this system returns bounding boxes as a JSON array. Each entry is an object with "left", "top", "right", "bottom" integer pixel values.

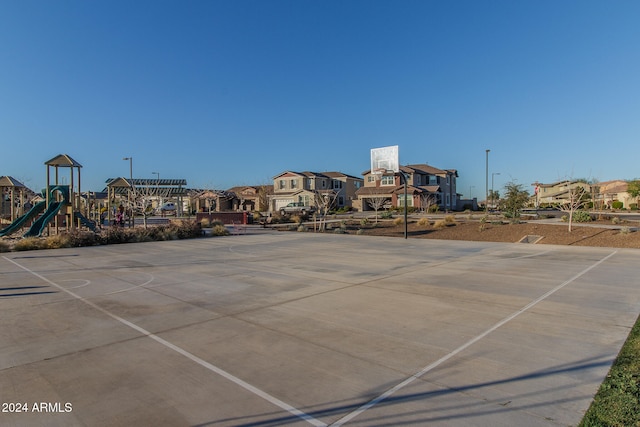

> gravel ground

[{"left": 340, "top": 219, "right": 640, "bottom": 249}]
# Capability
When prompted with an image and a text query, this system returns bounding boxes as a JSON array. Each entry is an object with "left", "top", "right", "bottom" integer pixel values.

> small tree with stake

[
  {"left": 560, "top": 184, "right": 590, "bottom": 232},
  {"left": 367, "top": 196, "right": 389, "bottom": 224}
]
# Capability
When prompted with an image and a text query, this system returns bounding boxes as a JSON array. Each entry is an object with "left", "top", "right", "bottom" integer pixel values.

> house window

[
  {"left": 446, "top": 175, "right": 450, "bottom": 185},
  {"left": 398, "top": 195, "right": 413, "bottom": 207},
  {"left": 354, "top": 181, "right": 362, "bottom": 189},
  {"left": 307, "top": 178, "right": 313, "bottom": 189},
  {"left": 429, "top": 176, "right": 437, "bottom": 185},
  {"left": 338, "top": 196, "right": 344, "bottom": 206},
  {"left": 279, "top": 180, "right": 286, "bottom": 190},
  {"left": 367, "top": 176, "right": 376, "bottom": 183},
  {"left": 332, "top": 180, "right": 343, "bottom": 189},
  {"left": 446, "top": 193, "right": 450, "bottom": 206},
  {"left": 381, "top": 176, "right": 395, "bottom": 186},
  {"left": 291, "top": 180, "right": 297, "bottom": 189}
]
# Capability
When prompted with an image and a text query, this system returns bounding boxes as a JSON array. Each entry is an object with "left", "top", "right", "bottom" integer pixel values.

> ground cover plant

[
  {"left": 3, "top": 220, "right": 214, "bottom": 251},
  {"left": 579, "top": 313, "right": 640, "bottom": 426}
]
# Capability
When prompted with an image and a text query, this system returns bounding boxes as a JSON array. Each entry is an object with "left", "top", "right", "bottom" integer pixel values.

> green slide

[
  {"left": 0, "top": 201, "right": 46, "bottom": 237},
  {"left": 23, "top": 201, "right": 66, "bottom": 238},
  {"left": 73, "top": 211, "right": 97, "bottom": 232}
]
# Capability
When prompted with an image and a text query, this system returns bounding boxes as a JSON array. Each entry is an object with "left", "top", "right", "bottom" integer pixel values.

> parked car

[{"left": 279, "top": 202, "right": 316, "bottom": 216}]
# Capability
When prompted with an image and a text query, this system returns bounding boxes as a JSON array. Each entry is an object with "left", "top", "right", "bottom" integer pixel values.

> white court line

[
  {"left": 104, "top": 271, "right": 155, "bottom": 295},
  {"left": 60, "top": 279, "right": 91, "bottom": 289},
  {"left": 2, "top": 256, "right": 327, "bottom": 427},
  {"left": 329, "top": 250, "right": 618, "bottom": 426}
]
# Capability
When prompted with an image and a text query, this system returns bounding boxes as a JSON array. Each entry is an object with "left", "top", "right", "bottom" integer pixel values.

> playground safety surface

[{"left": 1, "top": 232, "right": 639, "bottom": 426}]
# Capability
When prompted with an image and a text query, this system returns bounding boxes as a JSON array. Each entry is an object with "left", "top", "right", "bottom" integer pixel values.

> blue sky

[{"left": 2, "top": 0, "right": 639, "bottom": 199}]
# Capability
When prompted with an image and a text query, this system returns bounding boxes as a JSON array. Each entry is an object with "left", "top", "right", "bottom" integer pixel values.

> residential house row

[{"left": 533, "top": 179, "right": 637, "bottom": 209}]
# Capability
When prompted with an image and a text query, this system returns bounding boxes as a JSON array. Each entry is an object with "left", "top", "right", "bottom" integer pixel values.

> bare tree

[
  {"left": 419, "top": 193, "right": 437, "bottom": 214},
  {"left": 367, "top": 196, "right": 389, "bottom": 223},
  {"left": 560, "top": 185, "right": 590, "bottom": 232},
  {"left": 126, "top": 180, "right": 172, "bottom": 228},
  {"left": 313, "top": 190, "right": 338, "bottom": 232}
]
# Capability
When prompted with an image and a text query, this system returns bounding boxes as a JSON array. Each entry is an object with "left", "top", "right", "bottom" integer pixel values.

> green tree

[
  {"left": 627, "top": 179, "right": 640, "bottom": 204},
  {"left": 500, "top": 182, "right": 529, "bottom": 220}
]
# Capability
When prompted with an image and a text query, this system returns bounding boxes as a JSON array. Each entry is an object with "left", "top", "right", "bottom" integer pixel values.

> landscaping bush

[
  {"left": 417, "top": 217, "right": 430, "bottom": 227},
  {"left": 13, "top": 237, "right": 45, "bottom": 251},
  {"left": 393, "top": 217, "right": 404, "bottom": 226},
  {"left": 573, "top": 210, "right": 592, "bottom": 223},
  {"left": 433, "top": 219, "right": 446, "bottom": 229},
  {"left": 444, "top": 214, "right": 456, "bottom": 224},
  {"left": 380, "top": 211, "right": 393, "bottom": 219},
  {"left": 211, "top": 224, "right": 229, "bottom": 236},
  {"left": 360, "top": 218, "right": 369, "bottom": 227},
  {"left": 612, "top": 201, "right": 624, "bottom": 210},
  {"left": 0, "top": 240, "right": 10, "bottom": 252}
]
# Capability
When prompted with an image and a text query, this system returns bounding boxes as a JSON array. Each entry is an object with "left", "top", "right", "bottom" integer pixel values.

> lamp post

[
  {"left": 485, "top": 149, "right": 490, "bottom": 213},
  {"left": 123, "top": 157, "right": 134, "bottom": 226},
  {"left": 491, "top": 172, "right": 500, "bottom": 210}
]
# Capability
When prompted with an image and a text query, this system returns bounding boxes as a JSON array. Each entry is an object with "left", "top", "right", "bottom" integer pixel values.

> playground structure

[{"left": 0, "top": 154, "right": 96, "bottom": 238}]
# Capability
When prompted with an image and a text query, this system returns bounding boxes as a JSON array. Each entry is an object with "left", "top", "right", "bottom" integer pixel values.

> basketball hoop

[{"left": 371, "top": 168, "right": 387, "bottom": 181}]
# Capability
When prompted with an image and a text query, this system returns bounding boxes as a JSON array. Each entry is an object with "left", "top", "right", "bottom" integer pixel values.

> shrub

[
  {"left": 619, "top": 226, "right": 632, "bottom": 235},
  {"left": 360, "top": 218, "right": 369, "bottom": 227},
  {"left": 200, "top": 218, "right": 211, "bottom": 228},
  {"left": 612, "top": 201, "right": 624, "bottom": 210},
  {"left": 0, "top": 240, "right": 12, "bottom": 252},
  {"left": 211, "top": 224, "right": 229, "bottom": 236},
  {"left": 44, "top": 234, "right": 71, "bottom": 249},
  {"left": 13, "top": 237, "right": 45, "bottom": 251},
  {"left": 380, "top": 211, "right": 393, "bottom": 219},
  {"left": 297, "top": 225, "right": 306, "bottom": 232},
  {"left": 333, "top": 227, "right": 346, "bottom": 234},
  {"left": 444, "top": 214, "right": 456, "bottom": 224},
  {"left": 630, "top": 203, "right": 638, "bottom": 211},
  {"left": 417, "top": 217, "right": 430, "bottom": 227},
  {"left": 433, "top": 219, "right": 446, "bottom": 229},
  {"left": 356, "top": 229, "right": 365, "bottom": 235},
  {"left": 573, "top": 210, "right": 592, "bottom": 223},
  {"left": 393, "top": 217, "right": 404, "bottom": 226}
]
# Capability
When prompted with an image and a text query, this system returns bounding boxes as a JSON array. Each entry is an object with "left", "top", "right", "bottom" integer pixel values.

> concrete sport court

[{"left": 1, "top": 231, "right": 639, "bottom": 426}]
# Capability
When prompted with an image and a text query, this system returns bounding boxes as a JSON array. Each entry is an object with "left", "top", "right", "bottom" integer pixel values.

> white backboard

[{"left": 370, "top": 145, "right": 399, "bottom": 174}]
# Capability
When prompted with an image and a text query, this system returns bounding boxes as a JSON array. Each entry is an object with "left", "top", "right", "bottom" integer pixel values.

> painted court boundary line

[
  {"left": 2, "top": 255, "right": 327, "bottom": 427},
  {"left": 329, "top": 250, "right": 618, "bottom": 426}
]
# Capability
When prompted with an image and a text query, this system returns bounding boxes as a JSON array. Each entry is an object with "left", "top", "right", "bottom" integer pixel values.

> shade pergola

[{"left": 0, "top": 176, "right": 27, "bottom": 221}]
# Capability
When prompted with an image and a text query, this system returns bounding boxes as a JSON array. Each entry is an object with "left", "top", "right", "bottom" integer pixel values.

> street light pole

[{"left": 485, "top": 149, "right": 490, "bottom": 213}]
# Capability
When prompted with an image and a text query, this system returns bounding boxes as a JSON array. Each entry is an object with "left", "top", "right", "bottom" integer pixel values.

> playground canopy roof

[
  {"left": 45, "top": 154, "right": 83, "bottom": 168},
  {"left": 0, "top": 176, "right": 26, "bottom": 188},
  {"left": 104, "top": 178, "right": 188, "bottom": 197}
]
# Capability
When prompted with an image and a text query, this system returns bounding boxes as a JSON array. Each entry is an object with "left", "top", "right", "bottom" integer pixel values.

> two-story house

[
  {"left": 355, "top": 164, "right": 459, "bottom": 212},
  {"left": 270, "top": 171, "right": 363, "bottom": 212},
  {"left": 533, "top": 180, "right": 594, "bottom": 208}
]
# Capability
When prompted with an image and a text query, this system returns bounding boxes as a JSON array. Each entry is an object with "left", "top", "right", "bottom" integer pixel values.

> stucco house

[
  {"left": 270, "top": 171, "right": 363, "bottom": 212},
  {"left": 355, "top": 164, "right": 459, "bottom": 212}
]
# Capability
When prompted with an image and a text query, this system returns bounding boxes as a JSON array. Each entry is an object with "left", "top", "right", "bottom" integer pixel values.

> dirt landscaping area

[{"left": 326, "top": 217, "right": 640, "bottom": 249}]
